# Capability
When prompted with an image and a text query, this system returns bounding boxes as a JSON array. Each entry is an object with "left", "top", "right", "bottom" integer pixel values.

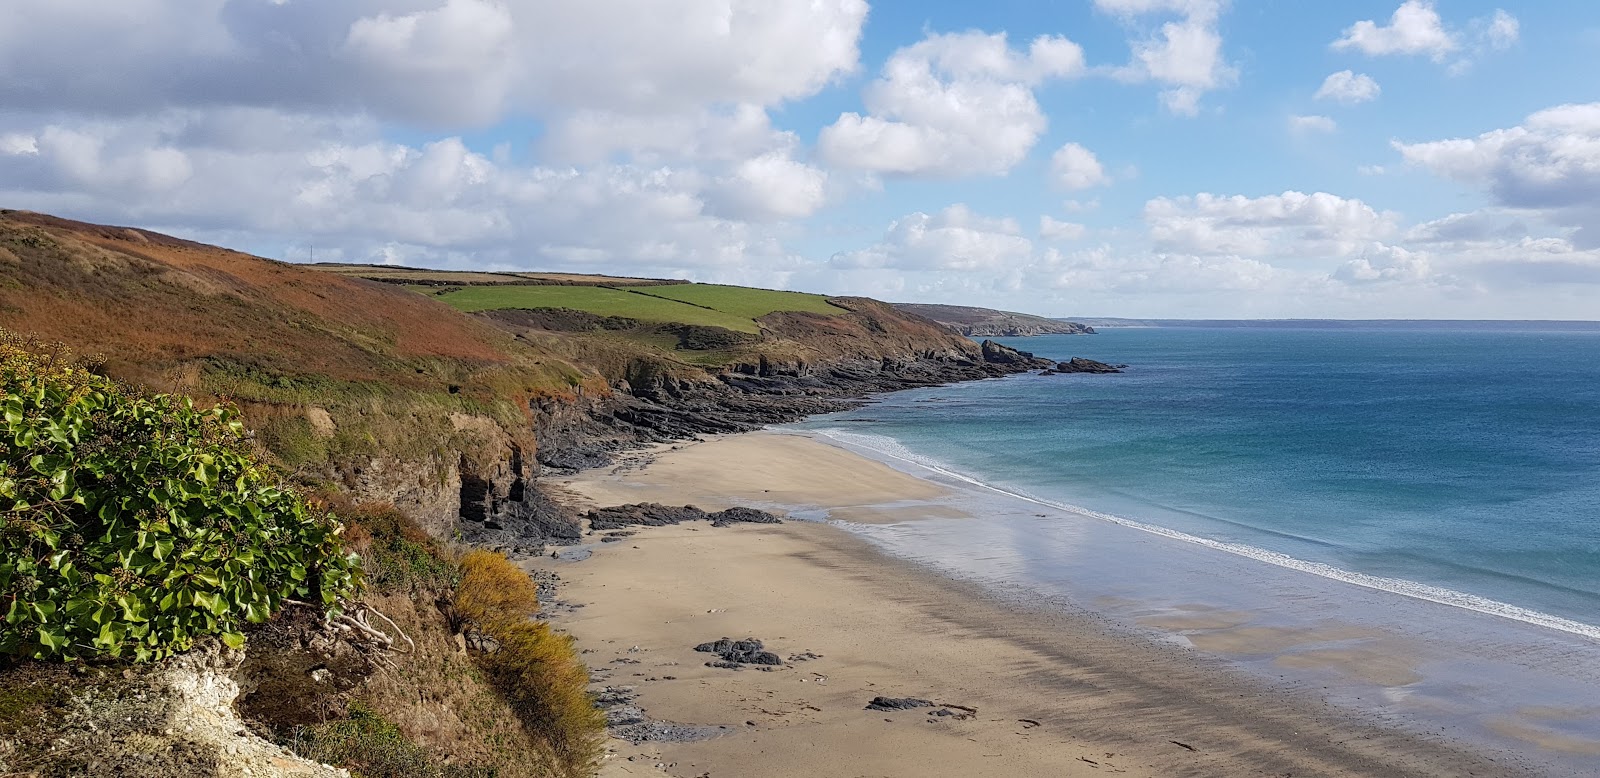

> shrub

[
  {"left": 293, "top": 703, "right": 491, "bottom": 778},
  {"left": 342, "top": 503, "right": 456, "bottom": 595},
  {"left": 0, "top": 333, "right": 360, "bottom": 662},
  {"left": 455, "top": 550, "right": 541, "bottom": 631},
  {"left": 456, "top": 551, "right": 604, "bottom": 777}
]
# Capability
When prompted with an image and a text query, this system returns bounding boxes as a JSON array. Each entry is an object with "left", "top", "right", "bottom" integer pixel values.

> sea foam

[{"left": 809, "top": 428, "right": 1600, "bottom": 643}]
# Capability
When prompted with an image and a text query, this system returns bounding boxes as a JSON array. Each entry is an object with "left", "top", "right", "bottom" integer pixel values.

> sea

[{"left": 792, "top": 322, "right": 1600, "bottom": 774}]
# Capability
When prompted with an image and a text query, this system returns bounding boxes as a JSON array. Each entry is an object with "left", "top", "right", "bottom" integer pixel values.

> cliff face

[
  {"left": 0, "top": 210, "right": 1054, "bottom": 552},
  {"left": 894, "top": 302, "right": 1096, "bottom": 337}
]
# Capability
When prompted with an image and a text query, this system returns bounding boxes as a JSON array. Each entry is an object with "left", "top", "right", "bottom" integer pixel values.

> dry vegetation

[
  {"left": 238, "top": 502, "right": 603, "bottom": 778},
  {"left": 0, "top": 210, "right": 607, "bottom": 481}
]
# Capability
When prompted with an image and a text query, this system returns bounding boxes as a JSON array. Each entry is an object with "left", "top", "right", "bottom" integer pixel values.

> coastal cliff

[
  {"left": 0, "top": 209, "right": 1053, "bottom": 551},
  {"left": 893, "top": 302, "right": 1095, "bottom": 337}
]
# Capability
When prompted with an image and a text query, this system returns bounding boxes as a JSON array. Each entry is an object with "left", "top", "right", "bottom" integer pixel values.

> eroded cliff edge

[{"left": 0, "top": 210, "right": 1054, "bottom": 555}]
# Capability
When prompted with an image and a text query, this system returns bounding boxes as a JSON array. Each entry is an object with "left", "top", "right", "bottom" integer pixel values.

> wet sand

[{"left": 534, "top": 431, "right": 1542, "bottom": 777}]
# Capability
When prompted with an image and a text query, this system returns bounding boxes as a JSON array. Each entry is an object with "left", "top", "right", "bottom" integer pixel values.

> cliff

[
  {"left": 894, "top": 302, "right": 1095, "bottom": 337},
  {"left": 0, "top": 210, "right": 1052, "bottom": 551}
]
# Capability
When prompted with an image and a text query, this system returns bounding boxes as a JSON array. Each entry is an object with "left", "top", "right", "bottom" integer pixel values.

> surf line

[{"left": 807, "top": 428, "right": 1600, "bottom": 643}]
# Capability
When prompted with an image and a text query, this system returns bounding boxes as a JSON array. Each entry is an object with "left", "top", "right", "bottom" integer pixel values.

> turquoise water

[{"left": 805, "top": 325, "right": 1600, "bottom": 632}]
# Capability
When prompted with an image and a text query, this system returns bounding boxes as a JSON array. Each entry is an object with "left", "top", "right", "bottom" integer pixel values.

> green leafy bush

[{"left": 0, "top": 333, "right": 360, "bottom": 662}]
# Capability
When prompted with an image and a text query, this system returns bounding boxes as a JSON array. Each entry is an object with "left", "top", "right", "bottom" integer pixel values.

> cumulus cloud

[
  {"left": 1289, "top": 115, "right": 1337, "bottom": 134},
  {"left": 831, "top": 205, "right": 1035, "bottom": 271},
  {"left": 818, "top": 31, "right": 1085, "bottom": 177},
  {"left": 0, "top": 1, "right": 875, "bottom": 277},
  {"left": 1050, "top": 143, "right": 1111, "bottom": 190},
  {"left": 1096, "top": 0, "right": 1235, "bottom": 116},
  {"left": 1332, "top": 1, "right": 1457, "bottom": 60},
  {"left": 1332, "top": 2, "right": 1519, "bottom": 71},
  {"left": 1403, "top": 210, "right": 1529, "bottom": 245},
  {"left": 0, "top": 0, "right": 868, "bottom": 128},
  {"left": 1394, "top": 103, "right": 1600, "bottom": 246},
  {"left": 1040, "top": 216, "right": 1088, "bottom": 242},
  {"left": 1315, "top": 70, "right": 1381, "bottom": 104},
  {"left": 0, "top": 110, "right": 825, "bottom": 274},
  {"left": 1334, "top": 243, "right": 1433, "bottom": 284},
  {"left": 1483, "top": 10, "right": 1520, "bottom": 50},
  {"left": 1143, "top": 191, "right": 1397, "bottom": 256}
]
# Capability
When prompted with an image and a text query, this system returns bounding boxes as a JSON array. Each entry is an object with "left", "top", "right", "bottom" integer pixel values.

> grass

[
  {"left": 432, "top": 282, "right": 844, "bottom": 336},
  {"left": 640, "top": 283, "right": 844, "bottom": 319},
  {"left": 433, "top": 285, "right": 762, "bottom": 333},
  {"left": 292, "top": 704, "right": 492, "bottom": 778},
  {"left": 456, "top": 551, "right": 605, "bottom": 777}
]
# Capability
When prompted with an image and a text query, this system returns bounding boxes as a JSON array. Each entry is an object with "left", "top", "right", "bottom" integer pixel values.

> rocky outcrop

[
  {"left": 0, "top": 640, "right": 348, "bottom": 778},
  {"left": 1043, "top": 357, "right": 1126, "bottom": 375},
  {"left": 586, "top": 503, "right": 782, "bottom": 530},
  {"left": 695, "top": 638, "right": 783, "bottom": 667},
  {"left": 894, "top": 303, "right": 1095, "bottom": 337}
]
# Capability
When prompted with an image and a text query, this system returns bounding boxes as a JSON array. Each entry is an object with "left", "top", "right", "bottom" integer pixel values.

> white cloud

[
  {"left": 1143, "top": 191, "right": 1397, "bottom": 256},
  {"left": 1314, "top": 70, "right": 1381, "bottom": 104},
  {"left": 1097, "top": 0, "right": 1235, "bottom": 116},
  {"left": 708, "top": 151, "right": 830, "bottom": 220},
  {"left": 1394, "top": 103, "right": 1600, "bottom": 246},
  {"left": 1358, "top": 164, "right": 1387, "bottom": 176},
  {"left": 1484, "top": 9, "right": 1520, "bottom": 50},
  {"left": 1332, "top": 1, "right": 1457, "bottom": 61},
  {"left": 0, "top": 133, "right": 39, "bottom": 156},
  {"left": 831, "top": 204, "right": 1035, "bottom": 271},
  {"left": 1050, "top": 143, "right": 1111, "bottom": 190},
  {"left": 1331, "top": 3, "right": 1519, "bottom": 71},
  {"left": 0, "top": 0, "right": 869, "bottom": 128},
  {"left": 1334, "top": 243, "right": 1433, "bottom": 284},
  {"left": 1289, "top": 115, "right": 1337, "bottom": 134},
  {"left": 819, "top": 31, "right": 1085, "bottom": 177},
  {"left": 1040, "top": 216, "right": 1088, "bottom": 242},
  {"left": 0, "top": 110, "right": 824, "bottom": 273},
  {"left": 1403, "top": 209, "right": 1529, "bottom": 245}
]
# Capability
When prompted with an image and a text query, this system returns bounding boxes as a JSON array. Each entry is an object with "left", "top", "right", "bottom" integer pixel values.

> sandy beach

[{"left": 532, "top": 431, "right": 1539, "bottom": 778}]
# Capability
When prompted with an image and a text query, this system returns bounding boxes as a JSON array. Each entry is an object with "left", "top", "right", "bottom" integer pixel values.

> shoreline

[{"left": 532, "top": 431, "right": 1550, "bottom": 777}]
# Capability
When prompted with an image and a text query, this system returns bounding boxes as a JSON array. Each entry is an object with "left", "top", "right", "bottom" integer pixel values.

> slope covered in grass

[
  {"left": 430, "top": 285, "right": 763, "bottom": 333},
  {"left": 638, "top": 283, "right": 844, "bottom": 320}
]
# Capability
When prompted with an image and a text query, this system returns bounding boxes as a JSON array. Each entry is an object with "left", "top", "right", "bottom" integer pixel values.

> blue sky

[{"left": 2, "top": 1, "right": 1599, "bottom": 318}]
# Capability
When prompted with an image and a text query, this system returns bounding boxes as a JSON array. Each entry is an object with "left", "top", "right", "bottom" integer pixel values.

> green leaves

[{"left": 1, "top": 333, "right": 362, "bottom": 662}]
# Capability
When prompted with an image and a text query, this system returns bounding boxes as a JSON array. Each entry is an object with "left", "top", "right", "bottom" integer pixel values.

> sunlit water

[{"left": 790, "top": 324, "right": 1600, "bottom": 774}]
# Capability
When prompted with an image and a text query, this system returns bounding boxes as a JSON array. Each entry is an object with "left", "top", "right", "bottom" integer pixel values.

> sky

[{"left": 2, "top": 1, "right": 1599, "bottom": 319}]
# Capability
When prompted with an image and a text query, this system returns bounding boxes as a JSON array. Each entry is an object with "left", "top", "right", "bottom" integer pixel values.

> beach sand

[{"left": 534, "top": 431, "right": 1536, "bottom": 778}]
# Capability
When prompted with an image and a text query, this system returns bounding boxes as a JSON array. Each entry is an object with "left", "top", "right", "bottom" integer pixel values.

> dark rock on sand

[
  {"left": 695, "top": 637, "right": 783, "bottom": 666},
  {"left": 710, "top": 506, "right": 782, "bottom": 527},
  {"left": 865, "top": 696, "right": 936, "bottom": 711},
  {"left": 587, "top": 502, "right": 782, "bottom": 531}
]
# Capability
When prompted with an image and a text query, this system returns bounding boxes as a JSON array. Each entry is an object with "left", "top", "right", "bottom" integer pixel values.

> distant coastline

[{"left": 1061, "top": 317, "right": 1600, "bottom": 331}]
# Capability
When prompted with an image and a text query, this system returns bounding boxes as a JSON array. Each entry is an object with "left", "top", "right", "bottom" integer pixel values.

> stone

[{"left": 865, "top": 697, "right": 935, "bottom": 712}]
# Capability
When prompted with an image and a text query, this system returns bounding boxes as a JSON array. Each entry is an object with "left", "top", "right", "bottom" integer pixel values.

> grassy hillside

[
  {"left": 316, "top": 264, "right": 674, "bottom": 287},
  {"left": 422, "top": 281, "right": 845, "bottom": 335},
  {"left": 427, "top": 284, "right": 763, "bottom": 333},
  {"left": 0, "top": 210, "right": 988, "bottom": 483},
  {"left": 0, "top": 210, "right": 601, "bottom": 483},
  {"left": 638, "top": 283, "right": 844, "bottom": 320}
]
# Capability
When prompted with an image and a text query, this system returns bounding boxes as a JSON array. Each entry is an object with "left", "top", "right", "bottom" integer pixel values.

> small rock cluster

[
  {"left": 694, "top": 637, "right": 783, "bottom": 668},
  {"left": 1040, "top": 357, "right": 1126, "bottom": 375},
  {"left": 586, "top": 503, "right": 782, "bottom": 531}
]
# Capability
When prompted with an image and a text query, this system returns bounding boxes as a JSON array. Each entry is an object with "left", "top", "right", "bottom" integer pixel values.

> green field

[
  {"left": 428, "top": 282, "right": 844, "bottom": 334},
  {"left": 638, "top": 284, "right": 843, "bottom": 319},
  {"left": 430, "top": 285, "right": 762, "bottom": 332}
]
